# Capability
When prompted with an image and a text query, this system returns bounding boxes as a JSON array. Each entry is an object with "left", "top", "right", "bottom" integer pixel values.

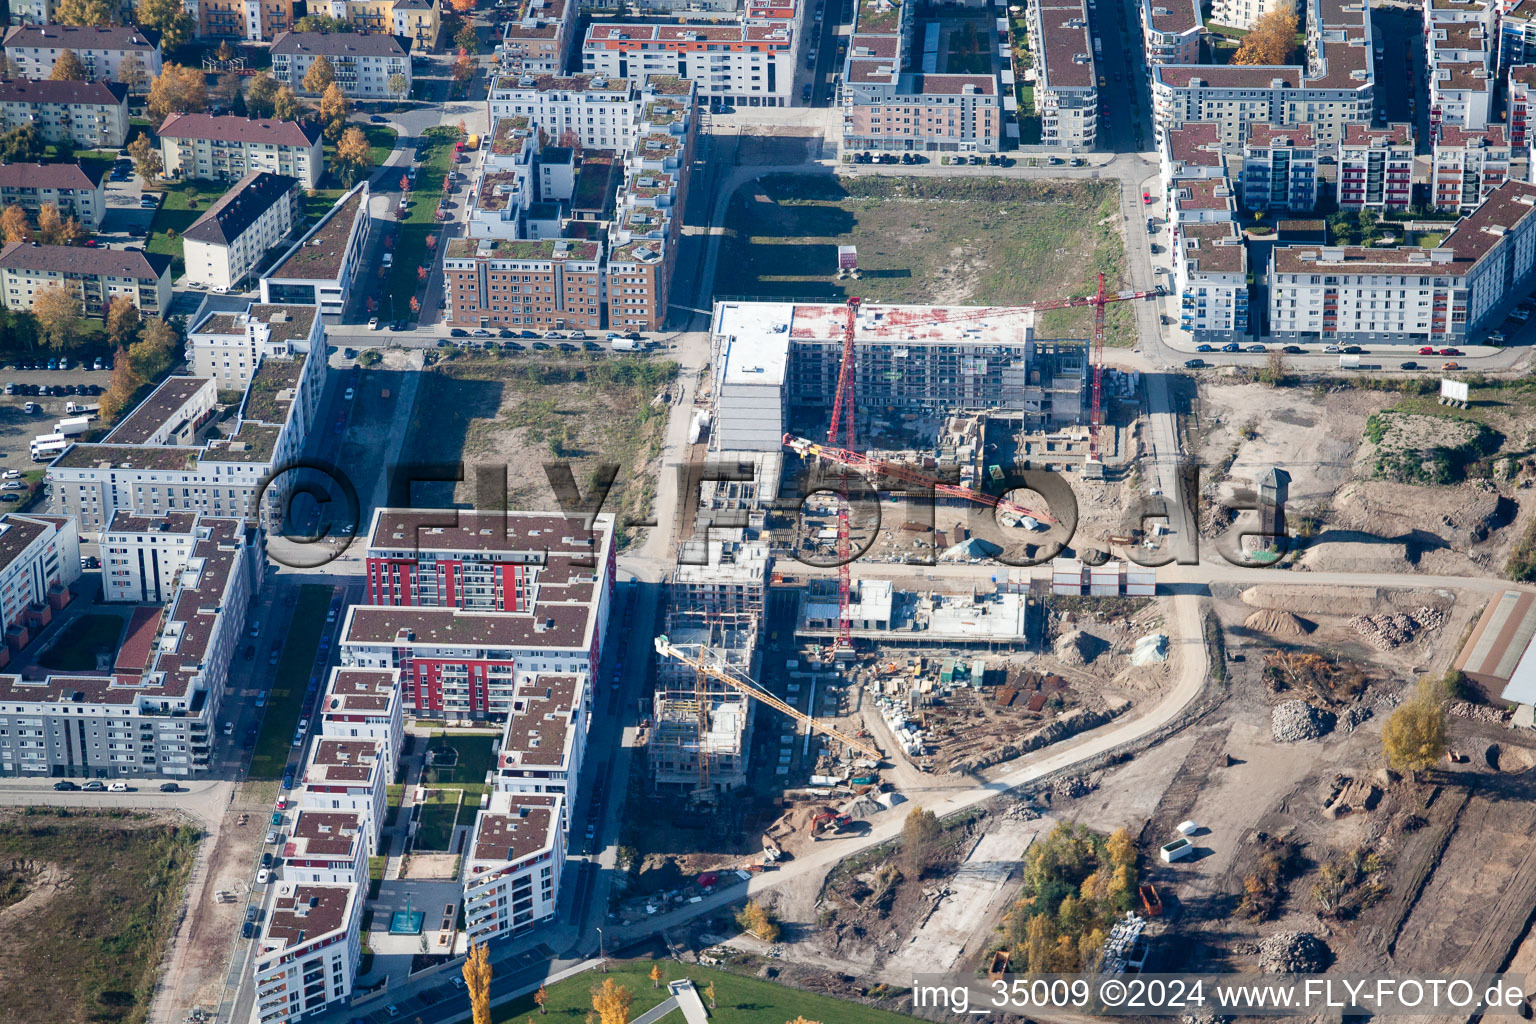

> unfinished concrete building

[
  {"left": 650, "top": 618, "right": 758, "bottom": 797},
  {"left": 670, "top": 530, "right": 771, "bottom": 621}
]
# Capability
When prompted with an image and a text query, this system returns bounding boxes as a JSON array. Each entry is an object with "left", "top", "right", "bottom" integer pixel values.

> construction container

[
  {"left": 1051, "top": 556, "right": 1086, "bottom": 595},
  {"left": 1125, "top": 566, "right": 1156, "bottom": 597},
  {"left": 1089, "top": 560, "right": 1122, "bottom": 597}
]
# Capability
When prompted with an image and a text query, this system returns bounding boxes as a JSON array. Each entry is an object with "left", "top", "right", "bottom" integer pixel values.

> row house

[
  {"left": 317, "top": 667, "right": 403, "bottom": 772},
  {"left": 607, "top": 91, "right": 694, "bottom": 330},
  {"left": 297, "top": 739, "right": 388, "bottom": 851},
  {"left": 0, "top": 160, "right": 105, "bottom": 229},
  {"left": 492, "top": 673, "right": 589, "bottom": 830},
  {"left": 1336, "top": 122, "right": 1414, "bottom": 212}
]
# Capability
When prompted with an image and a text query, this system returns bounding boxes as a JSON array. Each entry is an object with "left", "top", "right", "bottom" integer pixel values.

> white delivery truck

[
  {"left": 64, "top": 402, "right": 98, "bottom": 416},
  {"left": 1339, "top": 354, "right": 1361, "bottom": 369},
  {"left": 609, "top": 337, "right": 640, "bottom": 352},
  {"left": 54, "top": 416, "right": 90, "bottom": 437},
  {"left": 30, "top": 433, "right": 68, "bottom": 461}
]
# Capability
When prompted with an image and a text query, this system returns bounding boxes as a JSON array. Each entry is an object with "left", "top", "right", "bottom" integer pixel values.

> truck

[
  {"left": 64, "top": 402, "right": 98, "bottom": 416},
  {"left": 609, "top": 337, "right": 640, "bottom": 352},
  {"left": 54, "top": 416, "right": 90, "bottom": 437},
  {"left": 30, "top": 433, "right": 68, "bottom": 461},
  {"left": 1339, "top": 354, "right": 1361, "bottom": 369},
  {"left": 464, "top": 133, "right": 480, "bottom": 150}
]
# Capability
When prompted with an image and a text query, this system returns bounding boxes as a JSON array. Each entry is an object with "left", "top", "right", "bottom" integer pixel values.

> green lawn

[
  {"left": 426, "top": 732, "right": 496, "bottom": 787},
  {"left": 322, "top": 123, "right": 398, "bottom": 188},
  {"left": 37, "top": 613, "right": 123, "bottom": 671},
  {"left": 478, "top": 961, "right": 920, "bottom": 1024},
  {"left": 386, "top": 124, "right": 457, "bottom": 322},
  {"left": 250, "top": 584, "right": 333, "bottom": 780},
  {"left": 413, "top": 790, "right": 461, "bottom": 851},
  {"left": 144, "top": 179, "right": 227, "bottom": 273}
]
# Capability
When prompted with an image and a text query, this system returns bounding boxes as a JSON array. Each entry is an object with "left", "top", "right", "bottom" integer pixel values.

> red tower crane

[{"left": 798, "top": 278, "right": 1160, "bottom": 652}]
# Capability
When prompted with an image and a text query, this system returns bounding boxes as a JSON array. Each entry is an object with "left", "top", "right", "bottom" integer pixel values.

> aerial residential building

[
  {"left": 1239, "top": 122, "right": 1319, "bottom": 213},
  {"left": 4, "top": 0, "right": 57, "bottom": 25},
  {"left": 186, "top": 0, "right": 300, "bottom": 40},
  {"left": 583, "top": 21, "right": 794, "bottom": 107},
  {"left": 670, "top": 532, "right": 771, "bottom": 620},
  {"left": 251, "top": 883, "right": 363, "bottom": 1024},
  {"left": 488, "top": 73, "right": 641, "bottom": 149},
  {"left": 0, "top": 515, "right": 258, "bottom": 778},
  {"left": 1161, "top": 121, "right": 1228, "bottom": 183},
  {"left": 462, "top": 792, "right": 563, "bottom": 944},
  {"left": 283, "top": 809, "right": 369, "bottom": 885},
  {"left": 499, "top": 0, "right": 575, "bottom": 74},
  {"left": 102, "top": 377, "right": 219, "bottom": 449},
  {"left": 298, "top": 739, "right": 389, "bottom": 849},
  {"left": 1509, "top": 65, "right": 1536, "bottom": 148},
  {"left": 1174, "top": 222, "right": 1250, "bottom": 339},
  {"left": 318, "top": 667, "right": 404, "bottom": 771},
  {"left": 1504, "top": 0, "right": 1536, "bottom": 72},
  {"left": 99, "top": 508, "right": 203, "bottom": 602},
  {"left": 607, "top": 92, "right": 693, "bottom": 330},
  {"left": 0, "top": 243, "right": 170, "bottom": 319},
  {"left": 270, "top": 31, "right": 411, "bottom": 97},
  {"left": 1269, "top": 179, "right": 1536, "bottom": 343},
  {"left": 1336, "top": 122, "right": 1414, "bottom": 211},
  {"left": 0, "top": 78, "right": 128, "bottom": 149},
  {"left": 187, "top": 301, "right": 323, "bottom": 391},
  {"left": 490, "top": 674, "right": 589, "bottom": 824},
  {"left": 2, "top": 24, "right": 163, "bottom": 83},
  {"left": 0, "top": 161, "right": 106, "bottom": 230},
  {"left": 1170, "top": 176, "right": 1237, "bottom": 226},
  {"left": 1433, "top": 123, "right": 1510, "bottom": 212},
  {"left": 344, "top": 508, "right": 616, "bottom": 720},
  {"left": 0, "top": 513, "right": 79, "bottom": 665},
  {"left": 1027, "top": 0, "right": 1098, "bottom": 149},
  {"left": 47, "top": 340, "right": 325, "bottom": 533},
  {"left": 156, "top": 113, "right": 324, "bottom": 189},
  {"left": 1429, "top": 61, "right": 1493, "bottom": 131},
  {"left": 392, "top": 0, "right": 440, "bottom": 51},
  {"left": 442, "top": 237, "right": 604, "bottom": 330},
  {"left": 261, "top": 183, "right": 371, "bottom": 317},
  {"left": 1429, "top": 20, "right": 1490, "bottom": 68},
  {"left": 1209, "top": 0, "right": 1294, "bottom": 31},
  {"left": 1138, "top": 0, "right": 1201, "bottom": 72},
  {"left": 181, "top": 171, "right": 301, "bottom": 293}
]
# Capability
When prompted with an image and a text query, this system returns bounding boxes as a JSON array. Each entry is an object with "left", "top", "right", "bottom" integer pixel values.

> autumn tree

[
  {"left": 703, "top": 982, "right": 716, "bottom": 1010},
  {"left": 590, "top": 979, "right": 634, "bottom": 1024},
  {"left": 1382, "top": 690, "right": 1447, "bottom": 778},
  {"left": 135, "top": 0, "right": 196, "bottom": 50},
  {"left": 735, "top": 899, "right": 780, "bottom": 942},
  {"left": 649, "top": 964, "right": 662, "bottom": 989},
  {"left": 0, "top": 124, "right": 44, "bottom": 162},
  {"left": 901, "top": 805, "right": 942, "bottom": 876},
  {"left": 335, "top": 125, "right": 372, "bottom": 187},
  {"left": 215, "top": 39, "right": 236, "bottom": 62},
  {"left": 33, "top": 285, "right": 83, "bottom": 351},
  {"left": 128, "top": 316, "right": 178, "bottom": 379},
  {"left": 319, "top": 81, "right": 351, "bottom": 141},
  {"left": 302, "top": 55, "right": 336, "bottom": 95},
  {"left": 106, "top": 295, "right": 142, "bottom": 347},
  {"left": 127, "top": 132, "right": 162, "bottom": 182},
  {"left": 147, "top": 64, "right": 208, "bottom": 124},
  {"left": 453, "top": 50, "right": 474, "bottom": 83},
  {"left": 246, "top": 71, "right": 279, "bottom": 117},
  {"left": 36, "top": 204, "right": 84, "bottom": 246},
  {"left": 294, "top": 12, "right": 352, "bottom": 31},
  {"left": 533, "top": 985, "right": 548, "bottom": 1015},
  {"left": 462, "top": 942, "right": 492, "bottom": 1024},
  {"left": 449, "top": 0, "right": 474, "bottom": 14},
  {"left": 1232, "top": 8, "right": 1298, "bottom": 66},
  {"left": 455, "top": 22, "right": 479, "bottom": 54},
  {"left": 214, "top": 71, "right": 244, "bottom": 111},
  {"left": 388, "top": 71, "right": 408, "bottom": 99},
  {"left": 272, "top": 83, "right": 301, "bottom": 121},
  {"left": 54, "top": 0, "right": 113, "bottom": 26},
  {"left": 0, "top": 205, "right": 30, "bottom": 245},
  {"left": 118, "top": 52, "right": 150, "bottom": 94},
  {"left": 50, "top": 49, "right": 88, "bottom": 81},
  {"left": 98, "top": 360, "right": 142, "bottom": 422}
]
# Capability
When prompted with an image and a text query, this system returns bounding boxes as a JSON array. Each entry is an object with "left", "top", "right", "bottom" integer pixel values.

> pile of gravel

[
  {"left": 1272, "top": 700, "right": 1336, "bottom": 743},
  {"left": 1258, "top": 931, "right": 1330, "bottom": 974},
  {"left": 1337, "top": 705, "right": 1373, "bottom": 734}
]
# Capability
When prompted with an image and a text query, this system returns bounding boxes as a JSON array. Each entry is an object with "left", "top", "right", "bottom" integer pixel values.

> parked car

[
  {"left": 1246, "top": 344, "right": 1267, "bottom": 353},
  {"left": 1438, "top": 347, "right": 1462, "bottom": 356},
  {"left": 1220, "top": 342, "right": 1241, "bottom": 352},
  {"left": 1282, "top": 345, "right": 1303, "bottom": 354},
  {"left": 1399, "top": 361, "right": 1419, "bottom": 370},
  {"left": 108, "top": 781, "right": 128, "bottom": 792},
  {"left": 1195, "top": 344, "right": 1213, "bottom": 352},
  {"left": 83, "top": 780, "right": 105, "bottom": 791},
  {"left": 160, "top": 782, "right": 180, "bottom": 792},
  {"left": 1442, "top": 361, "right": 1462, "bottom": 370},
  {"left": 1183, "top": 358, "right": 1207, "bottom": 369},
  {"left": 1418, "top": 346, "right": 1435, "bottom": 355},
  {"left": 53, "top": 780, "right": 78, "bottom": 791},
  {"left": 450, "top": 328, "right": 469, "bottom": 337}
]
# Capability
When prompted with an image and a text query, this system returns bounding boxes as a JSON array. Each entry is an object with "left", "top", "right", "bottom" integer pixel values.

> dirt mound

[
  {"left": 1258, "top": 931, "right": 1330, "bottom": 973},
  {"left": 1241, "top": 584, "right": 1382, "bottom": 617},
  {"left": 1054, "top": 630, "right": 1103, "bottom": 666},
  {"left": 1244, "top": 609, "right": 1314, "bottom": 638}
]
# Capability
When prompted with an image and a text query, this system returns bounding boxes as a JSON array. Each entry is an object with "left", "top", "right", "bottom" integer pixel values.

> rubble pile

[
  {"left": 1258, "top": 931, "right": 1330, "bottom": 974},
  {"left": 1441, "top": 483, "right": 1504, "bottom": 543},
  {"left": 1349, "top": 607, "right": 1447, "bottom": 650},
  {"left": 1337, "top": 705, "right": 1374, "bottom": 734},
  {"left": 1447, "top": 701, "right": 1510, "bottom": 725},
  {"left": 1054, "top": 630, "right": 1091, "bottom": 666},
  {"left": 1272, "top": 700, "right": 1336, "bottom": 743}
]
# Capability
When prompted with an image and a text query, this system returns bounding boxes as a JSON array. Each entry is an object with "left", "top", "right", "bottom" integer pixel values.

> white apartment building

[
  {"left": 157, "top": 113, "right": 324, "bottom": 190},
  {"left": 1509, "top": 65, "right": 1536, "bottom": 149},
  {"left": 1504, "top": 0, "right": 1536, "bottom": 74},
  {"left": 318, "top": 667, "right": 403, "bottom": 776},
  {"left": 298, "top": 739, "right": 389, "bottom": 851},
  {"left": 0, "top": 242, "right": 170, "bottom": 319},
  {"left": 1138, "top": 0, "right": 1200, "bottom": 71},
  {"left": 583, "top": 22, "right": 794, "bottom": 107},
  {"left": 182, "top": 171, "right": 300, "bottom": 294},
  {"left": 1209, "top": 0, "right": 1295, "bottom": 32},
  {"left": 1433, "top": 123, "right": 1510, "bottom": 213},
  {"left": 492, "top": 673, "right": 589, "bottom": 830},
  {"left": 100, "top": 509, "right": 202, "bottom": 603},
  {"left": 4, "top": 0, "right": 57, "bottom": 26},
  {"left": 251, "top": 883, "right": 363, "bottom": 1024},
  {"left": 1029, "top": 0, "right": 1098, "bottom": 149},
  {"left": 1170, "top": 176, "right": 1237, "bottom": 226},
  {"left": 1336, "top": 122, "right": 1414, "bottom": 211},
  {"left": 0, "top": 161, "right": 106, "bottom": 230},
  {"left": 1161, "top": 121, "right": 1228, "bottom": 183},
  {"left": 1429, "top": 61, "right": 1493, "bottom": 131},
  {"left": 270, "top": 30, "right": 411, "bottom": 97},
  {"left": 1239, "top": 121, "right": 1319, "bottom": 212},
  {"left": 0, "top": 515, "right": 257, "bottom": 778},
  {"left": 261, "top": 183, "right": 370, "bottom": 317},
  {"left": 188, "top": 302, "right": 323, "bottom": 392},
  {"left": 0, "top": 78, "right": 128, "bottom": 148},
  {"left": 462, "top": 791, "right": 562, "bottom": 944},
  {"left": 283, "top": 809, "right": 368, "bottom": 885},
  {"left": 48, "top": 338, "right": 324, "bottom": 534},
  {"left": 2, "top": 23, "right": 163, "bottom": 83},
  {"left": 1269, "top": 179, "right": 1536, "bottom": 343},
  {"left": 487, "top": 73, "right": 643, "bottom": 149},
  {"left": 1174, "top": 221, "right": 1250, "bottom": 340},
  {"left": 0, "top": 513, "right": 79, "bottom": 665}
]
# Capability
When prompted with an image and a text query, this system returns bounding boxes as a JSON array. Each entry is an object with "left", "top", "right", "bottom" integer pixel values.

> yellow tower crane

[{"left": 654, "top": 635, "right": 884, "bottom": 762}]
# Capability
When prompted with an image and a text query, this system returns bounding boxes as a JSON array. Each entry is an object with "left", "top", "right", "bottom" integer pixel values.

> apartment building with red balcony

[
  {"left": 1509, "top": 65, "right": 1536, "bottom": 147},
  {"left": 343, "top": 509, "right": 614, "bottom": 719},
  {"left": 1336, "top": 122, "right": 1413, "bottom": 212},
  {"left": 1433, "top": 122, "right": 1510, "bottom": 213}
]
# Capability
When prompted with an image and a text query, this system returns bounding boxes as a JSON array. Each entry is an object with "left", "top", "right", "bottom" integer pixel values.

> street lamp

[{"left": 596, "top": 927, "right": 605, "bottom": 972}]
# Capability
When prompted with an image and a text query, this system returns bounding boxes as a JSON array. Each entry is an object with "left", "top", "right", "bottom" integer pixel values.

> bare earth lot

[{"left": 717, "top": 175, "right": 1135, "bottom": 344}]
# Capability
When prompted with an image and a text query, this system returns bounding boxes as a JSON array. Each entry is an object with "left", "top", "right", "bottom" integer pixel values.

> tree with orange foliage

[{"left": 1232, "top": 8, "right": 1298, "bottom": 65}]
